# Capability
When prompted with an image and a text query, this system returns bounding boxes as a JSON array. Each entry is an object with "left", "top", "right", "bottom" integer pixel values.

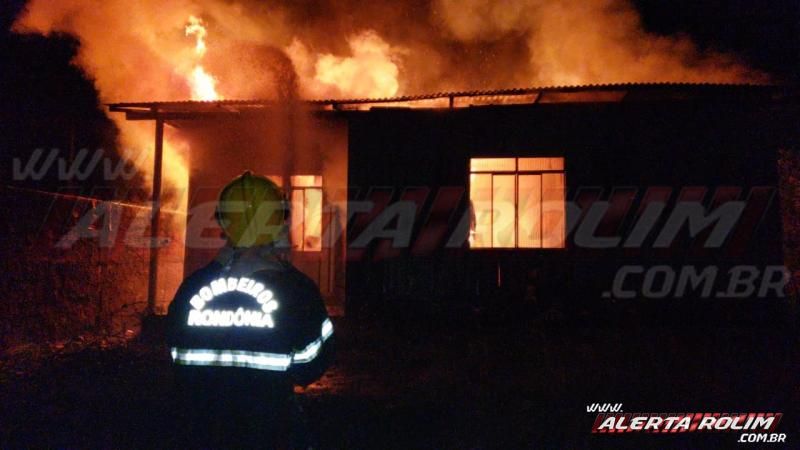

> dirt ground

[{"left": 1, "top": 309, "right": 799, "bottom": 449}]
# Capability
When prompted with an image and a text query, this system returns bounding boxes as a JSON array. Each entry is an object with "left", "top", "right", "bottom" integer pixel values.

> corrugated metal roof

[{"left": 107, "top": 82, "right": 792, "bottom": 119}]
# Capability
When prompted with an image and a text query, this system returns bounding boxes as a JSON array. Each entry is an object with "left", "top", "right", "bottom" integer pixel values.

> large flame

[
  {"left": 185, "top": 15, "right": 208, "bottom": 56},
  {"left": 11, "top": 0, "right": 768, "bottom": 204},
  {"left": 185, "top": 15, "right": 219, "bottom": 101},
  {"left": 188, "top": 66, "right": 219, "bottom": 101}
]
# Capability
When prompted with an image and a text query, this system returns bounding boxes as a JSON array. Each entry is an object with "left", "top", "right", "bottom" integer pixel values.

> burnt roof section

[{"left": 107, "top": 83, "right": 795, "bottom": 121}]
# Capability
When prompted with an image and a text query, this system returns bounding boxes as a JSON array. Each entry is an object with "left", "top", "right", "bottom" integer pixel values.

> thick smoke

[
  {"left": 288, "top": 31, "right": 403, "bottom": 99},
  {"left": 433, "top": 0, "right": 766, "bottom": 85},
  {"left": 13, "top": 0, "right": 767, "bottom": 102},
  {"left": 11, "top": 0, "right": 767, "bottom": 198}
]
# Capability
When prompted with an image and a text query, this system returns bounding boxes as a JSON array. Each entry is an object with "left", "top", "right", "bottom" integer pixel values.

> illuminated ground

[{"left": 1, "top": 310, "right": 798, "bottom": 448}]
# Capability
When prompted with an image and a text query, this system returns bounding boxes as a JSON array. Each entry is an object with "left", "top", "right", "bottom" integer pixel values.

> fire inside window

[
  {"left": 290, "top": 175, "right": 323, "bottom": 252},
  {"left": 469, "top": 157, "right": 566, "bottom": 249},
  {"left": 267, "top": 175, "right": 323, "bottom": 252}
]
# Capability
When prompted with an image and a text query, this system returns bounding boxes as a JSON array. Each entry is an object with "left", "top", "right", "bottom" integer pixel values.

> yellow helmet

[{"left": 216, "top": 171, "right": 286, "bottom": 248}]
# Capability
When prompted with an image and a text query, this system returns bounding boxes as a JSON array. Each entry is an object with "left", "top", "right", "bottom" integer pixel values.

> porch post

[{"left": 146, "top": 116, "right": 164, "bottom": 315}]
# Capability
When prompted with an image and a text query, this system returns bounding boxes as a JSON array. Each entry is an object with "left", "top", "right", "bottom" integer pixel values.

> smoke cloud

[
  {"left": 13, "top": 0, "right": 767, "bottom": 102},
  {"left": 11, "top": 0, "right": 768, "bottom": 199},
  {"left": 433, "top": 0, "right": 765, "bottom": 85}
]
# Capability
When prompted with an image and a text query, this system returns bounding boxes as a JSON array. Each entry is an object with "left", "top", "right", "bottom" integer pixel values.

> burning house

[
  {"left": 6, "top": 1, "right": 800, "bottom": 446},
  {"left": 109, "top": 83, "right": 798, "bottom": 324},
  {"left": 10, "top": 2, "right": 796, "bottom": 330}
]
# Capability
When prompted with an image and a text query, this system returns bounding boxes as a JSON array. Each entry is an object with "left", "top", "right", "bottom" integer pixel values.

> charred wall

[{"left": 345, "top": 96, "right": 795, "bottom": 325}]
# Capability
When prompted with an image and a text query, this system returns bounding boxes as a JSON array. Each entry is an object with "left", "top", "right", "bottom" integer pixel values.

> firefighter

[{"left": 166, "top": 171, "right": 334, "bottom": 448}]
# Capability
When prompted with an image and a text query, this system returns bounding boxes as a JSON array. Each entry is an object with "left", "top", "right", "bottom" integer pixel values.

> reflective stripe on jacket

[{"left": 166, "top": 259, "right": 334, "bottom": 386}]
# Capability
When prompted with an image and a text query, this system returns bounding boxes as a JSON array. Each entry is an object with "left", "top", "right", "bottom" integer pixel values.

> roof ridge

[{"left": 108, "top": 82, "right": 782, "bottom": 108}]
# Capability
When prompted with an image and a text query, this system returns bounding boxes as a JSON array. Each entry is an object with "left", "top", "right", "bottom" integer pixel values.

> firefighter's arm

[{"left": 288, "top": 284, "right": 335, "bottom": 386}]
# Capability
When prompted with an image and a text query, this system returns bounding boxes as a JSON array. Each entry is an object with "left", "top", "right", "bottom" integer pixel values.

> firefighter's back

[{"left": 166, "top": 259, "right": 334, "bottom": 447}]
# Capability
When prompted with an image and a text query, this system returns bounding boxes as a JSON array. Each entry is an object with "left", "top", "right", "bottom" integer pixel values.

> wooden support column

[{"left": 146, "top": 117, "right": 164, "bottom": 315}]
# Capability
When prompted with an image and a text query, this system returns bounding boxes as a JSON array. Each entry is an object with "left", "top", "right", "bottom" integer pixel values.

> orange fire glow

[
  {"left": 287, "top": 31, "right": 401, "bottom": 99},
  {"left": 188, "top": 66, "right": 219, "bottom": 101},
  {"left": 185, "top": 15, "right": 208, "bottom": 55},
  {"left": 10, "top": 0, "right": 768, "bottom": 205}
]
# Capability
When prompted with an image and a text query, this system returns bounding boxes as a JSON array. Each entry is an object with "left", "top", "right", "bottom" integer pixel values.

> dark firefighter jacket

[{"left": 166, "top": 257, "right": 334, "bottom": 387}]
